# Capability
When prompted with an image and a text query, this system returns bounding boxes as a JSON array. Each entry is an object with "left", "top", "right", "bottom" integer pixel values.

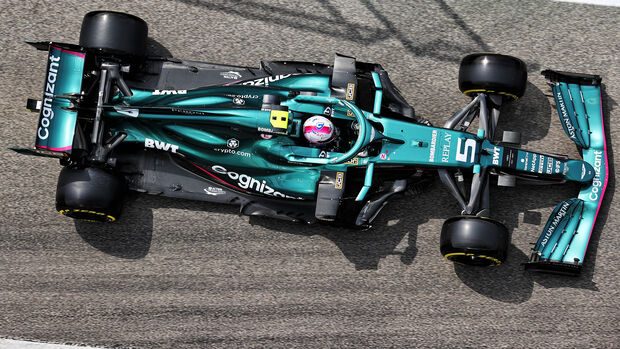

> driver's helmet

[{"left": 303, "top": 115, "right": 336, "bottom": 144}]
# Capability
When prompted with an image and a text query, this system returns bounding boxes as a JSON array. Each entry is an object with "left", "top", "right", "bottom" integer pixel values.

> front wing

[{"left": 524, "top": 70, "right": 607, "bottom": 275}]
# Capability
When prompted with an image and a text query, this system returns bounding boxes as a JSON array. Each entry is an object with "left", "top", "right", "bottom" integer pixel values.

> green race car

[{"left": 14, "top": 11, "right": 608, "bottom": 275}]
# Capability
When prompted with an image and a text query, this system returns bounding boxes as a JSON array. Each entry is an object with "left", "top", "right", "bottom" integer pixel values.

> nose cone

[{"left": 564, "top": 159, "right": 595, "bottom": 182}]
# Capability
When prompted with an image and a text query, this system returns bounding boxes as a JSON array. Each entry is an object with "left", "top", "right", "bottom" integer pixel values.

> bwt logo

[
  {"left": 492, "top": 146, "right": 500, "bottom": 165},
  {"left": 152, "top": 89, "right": 187, "bottom": 95},
  {"left": 145, "top": 138, "right": 179, "bottom": 153}
]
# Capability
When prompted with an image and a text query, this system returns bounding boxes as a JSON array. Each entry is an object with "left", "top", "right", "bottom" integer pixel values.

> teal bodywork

[
  {"left": 103, "top": 76, "right": 489, "bottom": 201},
  {"left": 98, "top": 71, "right": 596, "bottom": 205}
]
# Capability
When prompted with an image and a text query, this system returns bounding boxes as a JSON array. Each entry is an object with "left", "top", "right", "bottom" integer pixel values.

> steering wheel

[{"left": 286, "top": 95, "right": 373, "bottom": 164}]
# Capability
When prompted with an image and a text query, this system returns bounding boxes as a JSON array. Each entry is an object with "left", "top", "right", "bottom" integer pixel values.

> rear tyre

[
  {"left": 56, "top": 167, "right": 126, "bottom": 222},
  {"left": 458, "top": 53, "right": 527, "bottom": 100},
  {"left": 440, "top": 215, "right": 509, "bottom": 266},
  {"left": 79, "top": 11, "right": 148, "bottom": 57}
]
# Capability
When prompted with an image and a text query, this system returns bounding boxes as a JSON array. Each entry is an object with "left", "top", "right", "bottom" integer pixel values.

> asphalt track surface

[{"left": 1, "top": 1, "right": 619, "bottom": 348}]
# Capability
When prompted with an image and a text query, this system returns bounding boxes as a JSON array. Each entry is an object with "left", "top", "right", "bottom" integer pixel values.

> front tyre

[
  {"left": 440, "top": 216, "right": 509, "bottom": 266},
  {"left": 458, "top": 53, "right": 527, "bottom": 100},
  {"left": 56, "top": 167, "right": 126, "bottom": 222}
]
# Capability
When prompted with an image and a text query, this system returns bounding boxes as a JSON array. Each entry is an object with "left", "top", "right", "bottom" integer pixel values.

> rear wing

[
  {"left": 524, "top": 70, "right": 607, "bottom": 275},
  {"left": 29, "top": 42, "right": 86, "bottom": 153}
]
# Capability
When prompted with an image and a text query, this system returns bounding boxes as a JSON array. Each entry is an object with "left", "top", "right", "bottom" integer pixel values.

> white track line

[
  {"left": 0, "top": 339, "right": 105, "bottom": 349},
  {"left": 554, "top": 0, "right": 620, "bottom": 6}
]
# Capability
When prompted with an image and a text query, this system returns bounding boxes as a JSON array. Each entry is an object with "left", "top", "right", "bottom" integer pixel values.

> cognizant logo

[
  {"left": 589, "top": 150, "right": 604, "bottom": 201},
  {"left": 38, "top": 53, "right": 61, "bottom": 140},
  {"left": 211, "top": 165, "right": 303, "bottom": 200}
]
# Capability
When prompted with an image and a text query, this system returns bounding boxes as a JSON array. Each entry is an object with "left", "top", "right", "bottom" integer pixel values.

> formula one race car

[{"left": 13, "top": 11, "right": 608, "bottom": 275}]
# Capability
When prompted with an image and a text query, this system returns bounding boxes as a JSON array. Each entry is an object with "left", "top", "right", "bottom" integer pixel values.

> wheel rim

[
  {"left": 445, "top": 252, "right": 501, "bottom": 266},
  {"left": 59, "top": 209, "right": 116, "bottom": 222},
  {"left": 461, "top": 89, "right": 519, "bottom": 100}
]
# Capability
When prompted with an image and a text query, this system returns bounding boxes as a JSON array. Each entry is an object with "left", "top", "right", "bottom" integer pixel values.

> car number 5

[{"left": 455, "top": 138, "right": 476, "bottom": 163}]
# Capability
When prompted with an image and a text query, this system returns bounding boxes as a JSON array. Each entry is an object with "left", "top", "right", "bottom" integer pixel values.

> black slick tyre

[
  {"left": 79, "top": 11, "right": 148, "bottom": 57},
  {"left": 440, "top": 215, "right": 509, "bottom": 266},
  {"left": 56, "top": 167, "right": 126, "bottom": 222},
  {"left": 458, "top": 53, "right": 527, "bottom": 100}
]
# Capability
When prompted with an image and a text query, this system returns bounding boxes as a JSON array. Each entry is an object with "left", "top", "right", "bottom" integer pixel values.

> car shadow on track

[
  {"left": 74, "top": 195, "right": 155, "bottom": 259},
  {"left": 494, "top": 82, "right": 553, "bottom": 143},
  {"left": 247, "top": 190, "right": 429, "bottom": 271},
  {"left": 74, "top": 194, "right": 245, "bottom": 259},
  {"left": 146, "top": 37, "right": 173, "bottom": 58}
]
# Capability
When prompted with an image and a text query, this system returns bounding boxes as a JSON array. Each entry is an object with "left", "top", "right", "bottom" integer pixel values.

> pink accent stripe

[
  {"left": 304, "top": 126, "right": 332, "bottom": 134},
  {"left": 36, "top": 145, "right": 72, "bottom": 151},
  {"left": 50, "top": 46, "right": 85, "bottom": 59},
  {"left": 189, "top": 162, "right": 248, "bottom": 193},
  {"left": 584, "top": 95, "right": 608, "bottom": 254}
]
